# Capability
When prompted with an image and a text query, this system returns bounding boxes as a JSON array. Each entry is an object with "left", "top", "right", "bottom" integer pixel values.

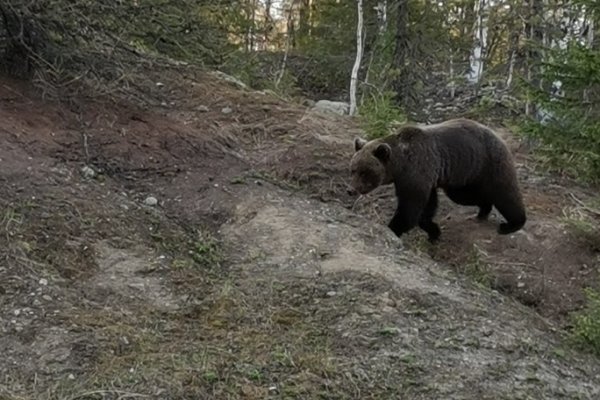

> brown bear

[{"left": 349, "top": 118, "right": 526, "bottom": 241}]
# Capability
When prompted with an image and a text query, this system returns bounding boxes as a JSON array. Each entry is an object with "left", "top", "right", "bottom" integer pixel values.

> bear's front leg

[{"left": 387, "top": 200, "right": 423, "bottom": 238}]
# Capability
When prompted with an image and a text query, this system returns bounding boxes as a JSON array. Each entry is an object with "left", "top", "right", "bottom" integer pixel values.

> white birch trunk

[
  {"left": 276, "top": 3, "right": 295, "bottom": 88},
  {"left": 349, "top": 0, "right": 364, "bottom": 116},
  {"left": 506, "top": 49, "right": 516, "bottom": 88},
  {"left": 467, "top": 0, "right": 487, "bottom": 84},
  {"left": 375, "top": 0, "right": 387, "bottom": 34},
  {"left": 449, "top": 54, "right": 455, "bottom": 99}
]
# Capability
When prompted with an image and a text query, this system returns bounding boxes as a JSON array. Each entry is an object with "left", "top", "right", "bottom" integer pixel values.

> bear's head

[{"left": 348, "top": 137, "right": 393, "bottom": 195}]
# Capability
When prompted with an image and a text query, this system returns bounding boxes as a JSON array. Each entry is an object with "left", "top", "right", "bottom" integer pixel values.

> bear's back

[{"left": 422, "top": 118, "right": 511, "bottom": 186}]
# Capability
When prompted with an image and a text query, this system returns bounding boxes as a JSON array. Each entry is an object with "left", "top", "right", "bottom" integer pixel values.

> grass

[
  {"left": 570, "top": 288, "right": 600, "bottom": 356},
  {"left": 20, "top": 244, "right": 428, "bottom": 399},
  {"left": 561, "top": 208, "right": 600, "bottom": 252},
  {"left": 358, "top": 90, "right": 406, "bottom": 139},
  {"left": 460, "top": 244, "right": 493, "bottom": 288}
]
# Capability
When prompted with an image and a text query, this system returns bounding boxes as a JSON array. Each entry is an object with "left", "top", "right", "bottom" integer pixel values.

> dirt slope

[{"left": 1, "top": 70, "right": 600, "bottom": 399}]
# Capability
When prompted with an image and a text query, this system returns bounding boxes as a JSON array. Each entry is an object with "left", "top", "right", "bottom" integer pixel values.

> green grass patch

[
  {"left": 358, "top": 90, "right": 407, "bottom": 139},
  {"left": 570, "top": 288, "right": 600, "bottom": 356}
]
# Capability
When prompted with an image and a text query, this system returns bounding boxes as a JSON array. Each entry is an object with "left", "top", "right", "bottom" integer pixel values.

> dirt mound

[{"left": 1, "top": 70, "right": 600, "bottom": 399}]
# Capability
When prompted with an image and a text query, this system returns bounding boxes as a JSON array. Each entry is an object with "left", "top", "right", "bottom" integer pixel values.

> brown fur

[{"left": 349, "top": 118, "right": 526, "bottom": 241}]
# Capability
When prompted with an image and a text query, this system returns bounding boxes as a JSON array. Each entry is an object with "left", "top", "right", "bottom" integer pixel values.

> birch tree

[
  {"left": 276, "top": 1, "right": 296, "bottom": 88},
  {"left": 392, "top": 0, "right": 410, "bottom": 104},
  {"left": 349, "top": 0, "right": 364, "bottom": 115},
  {"left": 467, "top": 0, "right": 488, "bottom": 84},
  {"left": 375, "top": 0, "right": 387, "bottom": 34}
]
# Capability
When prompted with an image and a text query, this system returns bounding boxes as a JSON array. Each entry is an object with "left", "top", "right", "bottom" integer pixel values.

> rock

[
  {"left": 221, "top": 107, "right": 233, "bottom": 115},
  {"left": 312, "top": 100, "right": 350, "bottom": 116},
  {"left": 211, "top": 71, "right": 248, "bottom": 89},
  {"left": 155, "top": 82, "right": 165, "bottom": 87},
  {"left": 80, "top": 165, "right": 96, "bottom": 179},
  {"left": 39, "top": 278, "right": 48, "bottom": 286},
  {"left": 144, "top": 196, "right": 158, "bottom": 206},
  {"left": 326, "top": 291, "right": 337, "bottom": 297},
  {"left": 196, "top": 105, "right": 209, "bottom": 112},
  {"left": 302, "top": 98, "right": 316, "bottom": 107}
]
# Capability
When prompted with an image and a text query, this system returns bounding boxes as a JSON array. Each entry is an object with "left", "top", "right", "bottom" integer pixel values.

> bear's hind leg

[
  {"left": 444, "top": 186, "right": 492, "bottom": 222},
  {"left": 418, "top": 189, "right": 441, "bottom": 242},
  {"left": 492, "top": 187, "right": 526, "bottom": 234}
]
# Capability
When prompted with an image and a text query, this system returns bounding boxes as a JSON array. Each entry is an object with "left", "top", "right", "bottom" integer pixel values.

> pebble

[
  {"left": 221, "top": 106, "right": 233, "bottom": 114},
  {"left": 39, "top": 278, "right": 48, "bottom": 286},
  {"left": 144, "top": 196, "right": 158, "bottom": 206},
  {"left": 80, "top": 165, "right": 96, "bottom": 179},
  {"left": 326, "top": 291, "right": 337, "bottom": 297},
  {"left": 197, "top": 105, "right": 209, "bottom": 112}
]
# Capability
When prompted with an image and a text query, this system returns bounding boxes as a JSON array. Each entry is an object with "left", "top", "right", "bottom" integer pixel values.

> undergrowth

[
  {"left": 571, "top": 288, "right": 600, "bottom": 356},
  {"left": 358, "top": 90, "right": 407, "bottom": 139},
  {"left": 461, "top": 245, "right": 492, "bottom": 288}
]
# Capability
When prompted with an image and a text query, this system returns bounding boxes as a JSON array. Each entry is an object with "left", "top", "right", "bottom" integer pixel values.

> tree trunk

[
  {"left": 277, "top": 3, "right": 296, "bottom": 87},
  {"left": 298, "top": 0, "right": 310, "bottom": 40},
  {"left": 349, "top": 0, "right": 364, "bottom": 116},
  {"left": 505, "top": 29, "right": 520, "bottom": 89},
  {"left": 264, "top": 0, "right": 272, "bottom": 50},
  {"left": 467, "top": 0, "right": 487, "bottom": 85},
  {"left": 525, "top": 0, "right": 544, "bottom": 116},
  {"left": 376, "top": 0, "right": 387, "bottom": 34},
  {"left": 392, "top": 0, "right": 410, "bottom": 105}
]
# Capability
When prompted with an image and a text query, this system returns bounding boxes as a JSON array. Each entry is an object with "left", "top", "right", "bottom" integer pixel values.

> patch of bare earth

[{"left": 1, "top": 69, "right": 599, "bottom": 399}]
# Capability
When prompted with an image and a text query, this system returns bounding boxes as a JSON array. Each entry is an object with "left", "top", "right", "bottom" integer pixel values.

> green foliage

[
  {"left": 562, "top": 210, "right": 600, "bottom": 252},
  {"left": 358, "top": 90, "right": 406, "bottom": 139},
  {"left": 219, "top": 51, "right": 299, "bottom": 97},
  {"left": 461, "top": 245, "right": 492, "bottom": 288},
  {"left": 0, "top": 0, "right": 235, "bottom": 94},
  {"left": 191, "top": 230, "right": 222, "bottom": 267},
  {"left": 571, "top": 288, "right": 600, "bottom": 355},
  {"left": 522, "top": 42, "right": 600, "bottom": 182},
  {"left": 288, "top": 0, "right": 358, "bottom": 98}
]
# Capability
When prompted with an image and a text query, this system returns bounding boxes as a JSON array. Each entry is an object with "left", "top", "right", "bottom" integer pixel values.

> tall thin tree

[{"left": 350, "top": 0, "right": 365, "bottom": 115}]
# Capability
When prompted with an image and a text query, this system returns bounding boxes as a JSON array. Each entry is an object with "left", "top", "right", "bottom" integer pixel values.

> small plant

[
  {"left": 570, "top": 288, "right": 600, "bottom": 355},
  {"left": 473, "top": 95, "right": 495, "bottom": 116},
  {"left": 461, "top": 245, "right": 492, "bottom": 287},
  {"left": 246, "top": 368, "right": 263, "bottom": 382},
  {"left": 562, "top": 206, "right": 600, "bottom": 252},
  {"left": 378, "top": 326, "right": 400, "bottom": 337},
  {"left": 358, "top": 90, "right": 406, "bottom": 139},
  {"left": 202, "top": 370, "right": 219, "bottom": 383},
  {"left": 190, "top": 230, "right": 222, "bottom": 267}
]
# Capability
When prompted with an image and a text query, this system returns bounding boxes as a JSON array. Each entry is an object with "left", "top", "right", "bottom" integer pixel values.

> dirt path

[{"left": 1, "top": 72, "right": 600, "bottom": 399}]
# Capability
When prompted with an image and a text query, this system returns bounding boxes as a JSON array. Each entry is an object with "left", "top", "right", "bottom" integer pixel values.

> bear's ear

[
  {"left": 354, "top": 137, "right": 367, "bottom": 152},
  {"left": 373, "top": 143, "right": 391, "bottom": 161}
]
